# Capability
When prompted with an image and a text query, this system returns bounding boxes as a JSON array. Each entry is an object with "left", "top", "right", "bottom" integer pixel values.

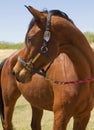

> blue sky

[{"left": 0, "top": 0, "right": 94, "bottom": 43}]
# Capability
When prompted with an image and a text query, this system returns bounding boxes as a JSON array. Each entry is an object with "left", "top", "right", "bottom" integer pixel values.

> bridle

[
  {"left": 16, "top": 11, "right": 94, "bottom": 85},
  {"left": 18, "top": 11, "right": 53, "bottom": 77}
]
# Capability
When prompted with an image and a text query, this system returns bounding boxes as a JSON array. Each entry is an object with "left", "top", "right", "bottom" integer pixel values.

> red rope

[{"left": 45, "top": 77, "right": 94, "bottom": 85}]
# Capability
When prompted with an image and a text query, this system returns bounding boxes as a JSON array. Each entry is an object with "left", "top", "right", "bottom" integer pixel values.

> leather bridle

[
  {"left": 18, "top": 12, "right": 53, "bottom": 77},
  {"left": 15, "top": 10, "right": 94, "bottom": 85}
]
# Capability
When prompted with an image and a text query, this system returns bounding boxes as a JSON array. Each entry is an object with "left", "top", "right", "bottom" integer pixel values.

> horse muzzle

[
  {"left": 13, "top": 58, "right": 32, "bottom": 83},
  {"left": 12, "top": 69, "right": 30, "bottom": 83}
]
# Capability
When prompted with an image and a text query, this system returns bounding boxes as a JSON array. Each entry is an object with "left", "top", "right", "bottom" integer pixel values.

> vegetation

[
  {"left": 0, "top": 32, "right": 94, "bottom": 49},
  {"left": 84, "top": 32, "right": 94, "bottom": 44},
  {"left": 0, "top": 41, "right": 24, "bottom": 49}
]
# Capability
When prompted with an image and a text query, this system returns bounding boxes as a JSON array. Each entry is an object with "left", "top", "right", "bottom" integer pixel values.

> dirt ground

[{"left": 0, "top": 49, "right": 17, "bottom": 62}]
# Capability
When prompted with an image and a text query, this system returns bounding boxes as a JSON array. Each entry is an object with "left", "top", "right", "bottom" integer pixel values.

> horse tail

[{"left": 0, "top": 58, "right": 7, "bottom": 126}]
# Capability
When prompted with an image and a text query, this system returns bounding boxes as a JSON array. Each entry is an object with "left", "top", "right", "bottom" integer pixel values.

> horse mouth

[{"left": 12, "top": 70, "right": 31, "bottom": 83}]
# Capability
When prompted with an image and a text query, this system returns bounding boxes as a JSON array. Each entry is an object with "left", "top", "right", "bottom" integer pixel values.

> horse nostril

[{"left": 12, "top": 70, "right": 15, "bottom": 76}]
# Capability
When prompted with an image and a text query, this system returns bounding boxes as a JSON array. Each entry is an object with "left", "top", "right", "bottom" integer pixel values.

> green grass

[
  {"left": 84, "top": 32, "right": 94, "bottom": 44},
  {"left": 0, "top": 42, "right": 24, "bottom": 49},
  {"left": 0, "top": 96, "right": 94, "bottom": 130}
]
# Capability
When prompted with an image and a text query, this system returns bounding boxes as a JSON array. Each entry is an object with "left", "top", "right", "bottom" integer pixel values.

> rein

[
  {"left": 17, "top": 55, "right": 94, "bottom": 85},
  {"left": 45, "top": 76, "right": 94, "bottom": 85}
]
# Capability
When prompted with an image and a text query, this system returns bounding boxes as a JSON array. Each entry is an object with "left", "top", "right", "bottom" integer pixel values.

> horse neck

[{"left": 56, "top": 23, "right": 94, "bottom": 78}]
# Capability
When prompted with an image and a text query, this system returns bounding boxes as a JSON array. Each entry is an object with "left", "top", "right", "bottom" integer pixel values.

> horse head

[{"left": 13, "top": 6, "right": 78, "bottom": 83}]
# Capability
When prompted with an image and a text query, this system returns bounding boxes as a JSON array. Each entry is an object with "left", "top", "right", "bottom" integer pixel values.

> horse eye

[{"left": 28, "top": 37, "right": 32, "bottom": 43}]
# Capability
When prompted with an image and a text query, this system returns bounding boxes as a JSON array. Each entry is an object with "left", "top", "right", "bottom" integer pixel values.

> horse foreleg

[
  {"left": 31, "top": 106, "right": 43, "bottom": 130},
  {"left": 3, "top": 93, "right": 20, "bottom": 130},
  {"left": 53, "top": 107, "right": 71, "bottom": 130},
  {"left": 53, "top": 86, "right": 72, "bottom": 130},
  {"left": 73, "top": 112, "right": 90, "bottom": 130},
  {"left": 4, "top": 104, "right": 15, "bottom": 130}
]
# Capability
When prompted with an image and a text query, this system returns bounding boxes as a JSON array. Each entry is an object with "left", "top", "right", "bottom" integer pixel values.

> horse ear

[{"left": 25, "top": 5, "right": 46, "bottom": 25}]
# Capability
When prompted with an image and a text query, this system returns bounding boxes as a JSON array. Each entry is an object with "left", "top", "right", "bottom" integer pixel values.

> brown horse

[{"left": 1, "top": 6, "right": 94, "bottom": 130}]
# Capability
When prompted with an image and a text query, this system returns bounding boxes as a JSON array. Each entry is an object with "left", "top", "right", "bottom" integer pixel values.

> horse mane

[
  {"left": 25, "top": 9, "right": 74, "bottom": 44},
  {"left": 48, "top": 10, "right": 74, "bottom": 24}
]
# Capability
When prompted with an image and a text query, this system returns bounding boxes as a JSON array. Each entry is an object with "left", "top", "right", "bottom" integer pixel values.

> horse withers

[{"left": 1, "top": 6, "right": 94, "bottom": 130}]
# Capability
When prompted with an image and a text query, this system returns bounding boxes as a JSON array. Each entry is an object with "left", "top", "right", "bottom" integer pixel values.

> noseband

[{"left": 18, "top": 12, "right": 53, "bottom": 77}]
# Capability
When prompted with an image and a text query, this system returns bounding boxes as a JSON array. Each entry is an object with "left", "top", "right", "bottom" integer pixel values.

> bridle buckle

[{"left": 41, "top": 45, "right": 48, "bottom": 54}]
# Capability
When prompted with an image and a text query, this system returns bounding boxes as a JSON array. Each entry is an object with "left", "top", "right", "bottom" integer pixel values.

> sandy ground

[
  {"left": 90, "top": 42, "right": 94, "bottom": 49},
  {"left": 0, "top": 49, "right": 17, "bottom": 62}
]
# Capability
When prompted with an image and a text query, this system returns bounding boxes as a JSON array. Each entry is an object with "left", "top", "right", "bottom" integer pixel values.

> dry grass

[
  {"left": 0, "top": 96, "right": 53, "bottom": 130},
  {"left": 0, "top": 96, "right": 94, "bottom": 130},
  {"left": 0, "top": 49, "right": 94, "bottom": 130}
]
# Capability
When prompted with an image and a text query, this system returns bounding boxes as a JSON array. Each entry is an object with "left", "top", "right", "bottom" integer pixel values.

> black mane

[
  {"left": 48, "top": 10, "right": 74, "bottom": 24},
  {"left": 25, "top": 9, "right": 74, "bottom": 43}
]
